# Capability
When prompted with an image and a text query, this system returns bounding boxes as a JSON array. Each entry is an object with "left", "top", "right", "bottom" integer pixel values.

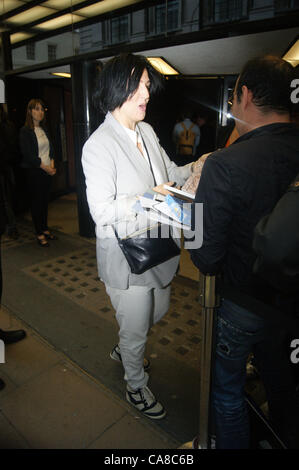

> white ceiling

[
  {"left": 141, "top": 27, "right": 298, "bottom": 75},
  {"left": 20, "top": 26, "right": 298, "bottom": 79}
]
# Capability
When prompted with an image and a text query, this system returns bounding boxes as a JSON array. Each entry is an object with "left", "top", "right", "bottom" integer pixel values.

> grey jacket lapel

[
  {"left": 105, "top": 113, "right": 155, "bottom": 185},
  {"left": 138, "top": 123, "right": 168, "bottom": 185}
]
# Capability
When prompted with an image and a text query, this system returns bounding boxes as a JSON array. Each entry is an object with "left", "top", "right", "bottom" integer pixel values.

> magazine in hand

[
  {"left": 163, "top": 184, "right": 195, "bottom": 202},
  {"left": 138, "top": 193, "right": 191, "bottom": 230},
  {"left": 164, "top": 195, "right": 191, "bottom": 226}
]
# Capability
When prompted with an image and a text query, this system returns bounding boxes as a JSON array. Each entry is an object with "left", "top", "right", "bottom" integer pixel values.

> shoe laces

[{"left": 139, "top": 386, "right": 155, "bottom": 407}]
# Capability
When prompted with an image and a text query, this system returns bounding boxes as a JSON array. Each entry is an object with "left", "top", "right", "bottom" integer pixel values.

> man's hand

[{"left": 191, "top": 153, "right": 211, "bottom": 175}]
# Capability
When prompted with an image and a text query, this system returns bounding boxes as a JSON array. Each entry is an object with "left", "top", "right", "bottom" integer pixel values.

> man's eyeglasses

[{"left": 227, "top": 91, "right": 234, "bottom": 107}]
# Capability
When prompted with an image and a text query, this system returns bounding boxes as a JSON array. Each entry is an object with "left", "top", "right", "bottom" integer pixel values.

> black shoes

[
  {"left": 0, "top": 329, "right": 26, "bottom": 392},
  {"left": 36, "top": 235, "right": 49, "bottom": 247},
  {"left": 0, "top": 328, "right": 26, "bottom": 345},
  {"left": 43, "top": 231, "right": 58, "bottom": 240}
]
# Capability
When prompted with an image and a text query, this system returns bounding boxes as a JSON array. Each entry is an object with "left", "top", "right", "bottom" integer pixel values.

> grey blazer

[{"left": 82, "top": 112, "right": 192, "bottom": 289}]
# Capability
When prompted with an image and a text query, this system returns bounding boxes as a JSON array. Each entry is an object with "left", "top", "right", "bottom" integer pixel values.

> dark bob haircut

[
  {"left": 236, "top": 55, "right": 295, "bottom": 115},
  {"left": 96, "top": 53, "right": 164, "bottom": 114}
]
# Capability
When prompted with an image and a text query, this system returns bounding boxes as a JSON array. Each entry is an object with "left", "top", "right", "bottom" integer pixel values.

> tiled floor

[
  {"left": 0, "top": 307, "right": 177, "bottom": 449},
  {"left": 22, "top": 243, "right": 201, "bottom": 366},
  {"left": 1, "top": 206, "right": 203, "bottom": 448},
  {"left": 1, "top": 193, "right": 293, "bottom": 449}
]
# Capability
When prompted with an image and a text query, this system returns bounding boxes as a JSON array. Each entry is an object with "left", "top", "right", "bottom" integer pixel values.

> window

[
  {"left": 202, "top": 0, "right": 248, "bottom": 24},
  {"left": 215, "top": 0, "right": 244, "bottom": 21},
  {"left": 48, "top": 44, "right": 57, "bottom": 61},
  {"left": 274, "top": 0, "right": 299, "bottom": 11},
  {"left": 156, "top": 0, "right": 180, "bottom": 33},
  {"left": 26, "top": 43, "right": 35, "bottom": 60},
  {"left": 148, "top": 0, "right": 180, "bottom": 35},
  {"left": 111, "top": 15, "right": 129, "bottom": 44}
]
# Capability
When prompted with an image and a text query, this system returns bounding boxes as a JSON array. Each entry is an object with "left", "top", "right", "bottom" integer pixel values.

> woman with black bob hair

[
  {"left": 96, "top": 53, "right": 163, "bottom": 114},
  {"left": 82, "top": 53, "right": 200, "bottom": 420}
]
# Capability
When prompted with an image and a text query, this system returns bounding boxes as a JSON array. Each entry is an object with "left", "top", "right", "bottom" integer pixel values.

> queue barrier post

[
  {"left": 197, "top": 273, "right": 220, "bottom": 449},
  {"left": 180, "top": 272, "right": 287, "bottom": 449},
  {"left": 196, "top": 274, "right": 286, "bottom": 449}
]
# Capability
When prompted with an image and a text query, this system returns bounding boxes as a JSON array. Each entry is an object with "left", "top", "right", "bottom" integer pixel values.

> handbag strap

[
  {"left": 113, "top": 225, "right": 121, "bottom": 241},
  {"left": 114, "top": 127, "right": 159, "bottom": 239},
  {"left": 138, "top": 126, "right": 157, "bottom": 187}
]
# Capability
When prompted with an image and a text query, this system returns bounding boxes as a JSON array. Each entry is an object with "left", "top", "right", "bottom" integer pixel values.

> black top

[
  {"left": 0, "top": 120, "right": 19, "bottom": 172},
  {"left": 19, "top": 125, "right": 55, "bottom": 169},
  {"left": 253, "top": 172, "right": 299, "bottom": 295},
  {"left": 0, "top": 120, "right": 20, "bottom": 235},
  {"left": 190, "top": 122, "right": 299, "bottom": 315}
]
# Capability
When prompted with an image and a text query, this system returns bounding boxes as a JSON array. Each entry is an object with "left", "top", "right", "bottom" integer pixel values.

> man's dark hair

[
  {"left": 236, "top": 55, "right": 294, "bottom": 114},
  {"left": 96, "top": 53, "right": 163, "bottom": 114}
]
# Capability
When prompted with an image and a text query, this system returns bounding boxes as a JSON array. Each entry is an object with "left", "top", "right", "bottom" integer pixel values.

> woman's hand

[
  {"left": 153, "top": 181, "right": 177, "bottom": 196},
  {"left": 40, "top": 163, "right": 56, "bottom": 176}
]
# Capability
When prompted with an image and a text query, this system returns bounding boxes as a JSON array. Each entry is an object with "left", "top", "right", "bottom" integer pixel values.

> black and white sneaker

[
  {"left": 192, "top": 435, "right": 216, "bottom": 449},
  {"left": 126, "top": 385, "right": 166, "bottom": 420},
  {"left": 110, "top": 344, "right": 150, "bottom": 371}
]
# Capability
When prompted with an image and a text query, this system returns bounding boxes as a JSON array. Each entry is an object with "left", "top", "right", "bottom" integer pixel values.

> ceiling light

[
  {"left": 147, "top": 57, "right": 179, "bottom": 75},
  {"left": 51, "top": 72, "right": 71, "bottom": 78},
  {"left": 35, "top": 13, "right": 84, "bottom": 30},
  {"left": 76, "top": 0, "right": 142, "bottom": 17},
  {"left": 0, "top": 0, "right": 23, "bottom": 15},
  {"left": 283, "top": 38, "right": 299, "bottom": 67},
  {"left": 5, "top": 6, "right": 55, "bottom": 25},
  {"left": 10, "top": 32, "right": 34, "bottom": 44},
  {"left": 43, "top": 0, "right": 84, "bottom": 8}
]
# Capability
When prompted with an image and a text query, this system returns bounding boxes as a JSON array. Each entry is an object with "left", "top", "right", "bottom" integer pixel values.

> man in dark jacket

[
  {"left": 0, "top": 104, "right": 20, "bottom": 239},
  {"left": 190, "top": 56, "right": 299, "bottom": 448},
  {"left": 0, "top": 104, "right": 26, "bottom": 391}
]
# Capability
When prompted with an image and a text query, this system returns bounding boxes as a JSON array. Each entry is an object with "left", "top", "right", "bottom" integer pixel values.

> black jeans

[
  {"left": 0, "top": 236, "right": 2, "bottom": 301},
  {"left": 213, "top": 298, "right": 299, "bottom": 449},
  {"left": 25, "top": 168, "right": 51, "bottom": 236}
]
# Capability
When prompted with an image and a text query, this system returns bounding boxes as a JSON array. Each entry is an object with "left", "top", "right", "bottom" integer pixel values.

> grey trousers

[{"left": 106, "top": 283, "right": 171, "bottom": 390}]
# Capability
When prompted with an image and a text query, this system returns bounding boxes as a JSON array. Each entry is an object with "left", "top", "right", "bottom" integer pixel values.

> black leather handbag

[
  {"left": 113, "top": 129, "right": 180, "bottom": 275},
  {"left": 114, "top": 224, "right": 180, "bottom": 275}
]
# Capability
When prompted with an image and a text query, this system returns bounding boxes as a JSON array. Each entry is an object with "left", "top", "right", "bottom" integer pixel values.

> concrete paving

[
  {"left": 0, "top": 214, "right": 200, "bottom": 449},
  {"left": 0, "top": 195, "right": 271, "bottom": 450},
  {"left": 0, "top": 305, "right": 179, "bottom": 449}
]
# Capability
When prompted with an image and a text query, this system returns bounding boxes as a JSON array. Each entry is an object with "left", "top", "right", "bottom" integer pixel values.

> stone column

[{"left": 71, "top": 60, "right": 103, "bottom": 237}]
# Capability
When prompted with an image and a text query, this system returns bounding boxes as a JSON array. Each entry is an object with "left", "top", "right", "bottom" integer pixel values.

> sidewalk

[
  {"left": 0, "top": 305, "right": 179, "bottom": 449},
  {"left": 0, "top": 194, "right": 270, "bottom": 449},
  {"left": 0, "top": 212, "right": 202, "bottom": 449}
]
